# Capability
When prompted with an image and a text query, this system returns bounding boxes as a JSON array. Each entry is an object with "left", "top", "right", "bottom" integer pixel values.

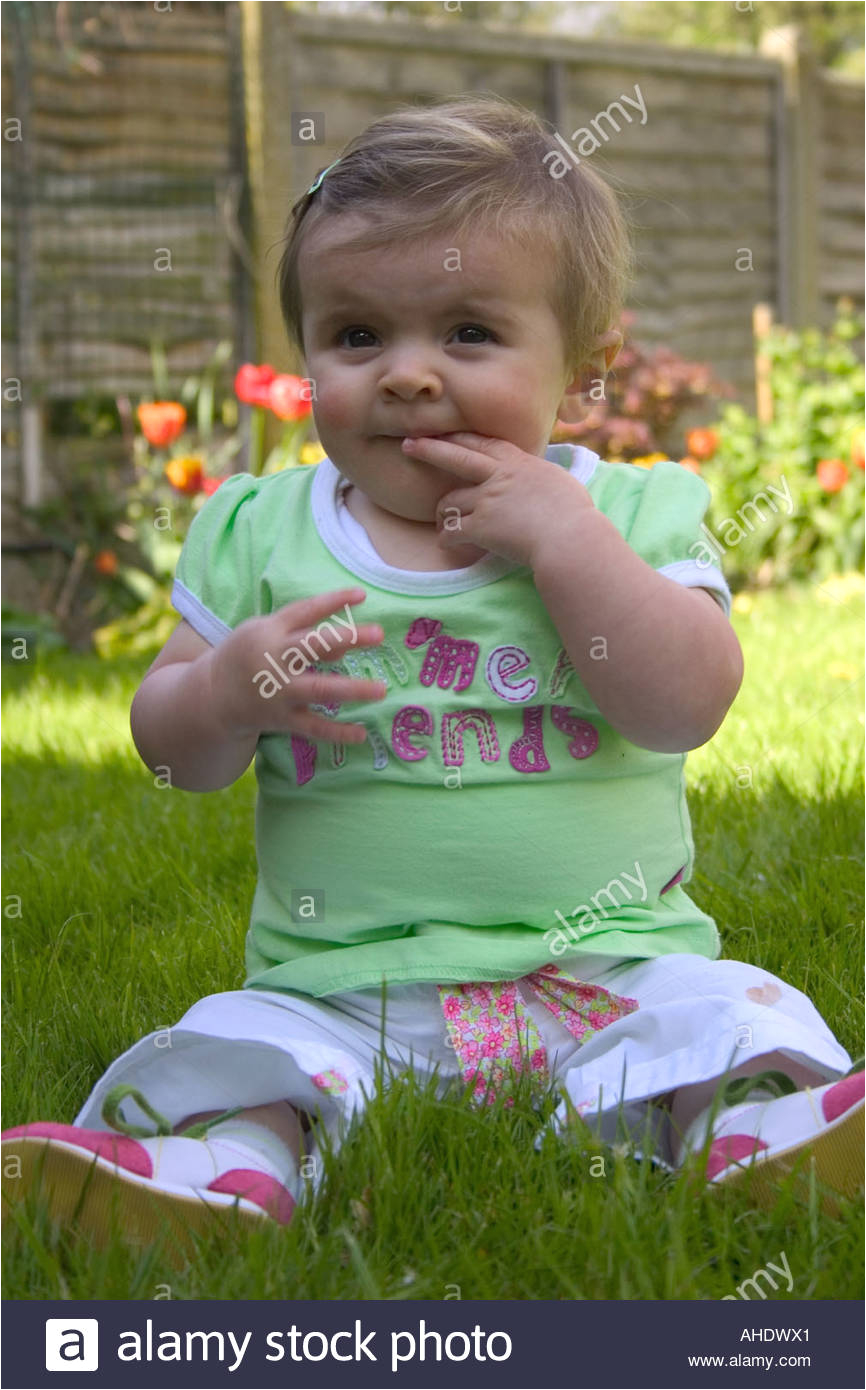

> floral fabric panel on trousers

[{"left": 437, "top": 962, "right": 639, "bottom": 1107}]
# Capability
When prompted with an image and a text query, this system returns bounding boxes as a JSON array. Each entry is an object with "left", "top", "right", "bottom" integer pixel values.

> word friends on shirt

[{"left": 288, "top": 615, "right": 601, "bottom": 787}]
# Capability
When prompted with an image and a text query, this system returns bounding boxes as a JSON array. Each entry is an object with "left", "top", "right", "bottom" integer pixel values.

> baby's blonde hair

[{"left": 277, "top": 93, "right": 635, "bottom": 376}]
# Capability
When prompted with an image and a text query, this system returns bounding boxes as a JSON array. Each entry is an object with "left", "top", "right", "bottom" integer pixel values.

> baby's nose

[{"left": 380, "top": 351, "right": 443, "bottom": 399}]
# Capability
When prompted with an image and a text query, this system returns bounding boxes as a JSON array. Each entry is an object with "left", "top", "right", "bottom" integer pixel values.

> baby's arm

[
  {"left": 130, "top": 620, "right": 260, "bottom": 792},
  {"left": 532, "top": 512, "right": 743, "bottom": 753},
  {"left": 130, "top": 589, "right": 386, "bottom": 792}
]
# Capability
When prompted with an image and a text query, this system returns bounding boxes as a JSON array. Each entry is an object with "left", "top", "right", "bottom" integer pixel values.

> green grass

[{"left": 2, "top": 575, "right": 863, "bottom": 1300}]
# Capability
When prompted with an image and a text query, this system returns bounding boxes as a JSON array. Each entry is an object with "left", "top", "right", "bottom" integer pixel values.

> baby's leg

[
  {"left": 3, "top": 985, "right": 380, "bottom": 1247},
  {"left": 176, "top": 1100, "right": 306, "bottom": 1162}
]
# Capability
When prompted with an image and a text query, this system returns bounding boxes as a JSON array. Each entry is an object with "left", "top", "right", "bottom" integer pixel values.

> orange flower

[
  {"left": 93, "top": 549, "right": 118, "bottom": 575},
  {"left": 165, "top": 455, "right": 205, "bottom": 494},
  {"left": 679, "top": 456, "right": 701, "bottom": 474},
  {"left": 137, "top": 401, "right": 186, "bottom": 448},
  {"left": 816, "top": 458, "right": 849, "bottom": 493},
  {"left": 685, "top": 427, "right": 718, "bottom": 461},
  {"left": 269, "top": 374, "right": 313, "bottom": 421}
]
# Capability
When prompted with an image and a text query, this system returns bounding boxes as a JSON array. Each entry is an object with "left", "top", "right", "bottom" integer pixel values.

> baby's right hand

[{"left": 205, "top": 588, "right": 387, "bottom": 744}]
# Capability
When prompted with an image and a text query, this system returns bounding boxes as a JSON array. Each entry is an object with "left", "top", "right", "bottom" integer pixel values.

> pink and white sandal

[
  {"left": 698, "top": 1069, "right": 864, "bottom": 1212},
  {"left": 2, "top": 1084, "right": 298, "bottom": 1256}
]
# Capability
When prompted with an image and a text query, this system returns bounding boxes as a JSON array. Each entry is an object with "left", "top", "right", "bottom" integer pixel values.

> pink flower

[
  {"left": 482, "top": 1033, "right": 504, "bottom": 1057},
  {"left": 441, "top": 996, "right": 461, "bottom": 1019}
]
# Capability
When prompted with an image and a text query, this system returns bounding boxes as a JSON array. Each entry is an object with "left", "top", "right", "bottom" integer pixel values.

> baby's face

[{"left": 298, "top": 214, "right": 579, "bottom": 522}]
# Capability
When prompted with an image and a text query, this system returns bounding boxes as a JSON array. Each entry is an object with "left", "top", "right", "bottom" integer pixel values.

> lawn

[{"left": 2, "top": 574, "right": 863, "bottom": 1300}]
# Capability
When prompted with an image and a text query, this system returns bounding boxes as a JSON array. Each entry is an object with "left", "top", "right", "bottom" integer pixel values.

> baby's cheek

[{"left": 315, "top": 383, "right": 357, "bottom": 431}]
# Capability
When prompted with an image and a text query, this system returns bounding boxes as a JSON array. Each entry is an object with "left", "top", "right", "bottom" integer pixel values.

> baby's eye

[
  {"left": 453, "top": 324, "right": 492, "bottom": 344},
  {"left": 338, "top": 327, "right": 377, "bottom": 349}
]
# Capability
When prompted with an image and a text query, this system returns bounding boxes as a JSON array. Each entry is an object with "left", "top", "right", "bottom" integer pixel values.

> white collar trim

[{"left": 310, "top": 444, "right": 600, "bottom": 596}]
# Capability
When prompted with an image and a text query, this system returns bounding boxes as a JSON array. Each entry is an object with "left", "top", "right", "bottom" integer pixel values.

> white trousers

[{"left": 74, "top": 952, "right": 852, "bottom": 1179}]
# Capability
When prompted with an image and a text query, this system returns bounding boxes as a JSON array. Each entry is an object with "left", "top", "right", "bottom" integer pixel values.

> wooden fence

[
  {"left": 2, "top": 1, "right": 863, "bottom": 579},
  {"left": 1, "top": 0, "right": 249, "bottom": 549},
  {"left": 245, "top": 6, "right": 863, "bottom": 410}
]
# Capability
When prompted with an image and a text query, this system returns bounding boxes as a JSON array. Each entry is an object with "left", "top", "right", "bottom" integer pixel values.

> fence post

[
  {"left": 10, "top": 0, "right": 44, "bottom": 509},
  {"left": 760, "top": 22, "right": 820, "bottom": 329},
  {"left": 752, "top": 303, "right": 774, "bottom": 425},
  {"left": 239, "top": 0, "right": 291, "bottom": 464}
]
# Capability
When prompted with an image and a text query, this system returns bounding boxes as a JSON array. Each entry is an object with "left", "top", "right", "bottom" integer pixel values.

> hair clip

[{"left": 306, "top": 159, "right": 340, "bottom": 197}]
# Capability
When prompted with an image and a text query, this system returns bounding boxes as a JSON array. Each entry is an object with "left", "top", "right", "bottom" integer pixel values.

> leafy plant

[
  {"left": 697, "top": 303, "right": 864, "bottom": 587},
  {"left": 24, "top": 341, "right": 328, "bottom": 654}
]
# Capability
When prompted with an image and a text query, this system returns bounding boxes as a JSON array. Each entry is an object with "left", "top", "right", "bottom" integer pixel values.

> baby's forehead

[
  {"left": 299, "top": 215, "right": 546, "bottom": 293},
  {"left": 305, "top": 206, "right": 533, "bottom": 259}
]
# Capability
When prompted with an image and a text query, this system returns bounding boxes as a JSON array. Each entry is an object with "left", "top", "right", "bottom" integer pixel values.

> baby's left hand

[{"left": 401, "top": 432, "right": 594, "bottom": 569}]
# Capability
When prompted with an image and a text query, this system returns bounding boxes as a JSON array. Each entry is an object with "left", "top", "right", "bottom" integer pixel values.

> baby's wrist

[{"left": 528, "top": 489, "right": 602, "bottom": 575}]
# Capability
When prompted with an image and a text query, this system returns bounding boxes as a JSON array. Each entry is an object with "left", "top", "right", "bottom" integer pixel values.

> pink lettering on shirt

[
  {"left": 392, "top": 705, "right": 434, "bottom": 761},
  {"left": 405, "top": 617, "right": 444, "bottom": 648},
  {"left": 551, "top": 705, "right": 599, "bottom": 759},
  {"left": 420, "top": 635, "right": 479, "bottom": 692},
  {"left": 290, "top": 734, "right": 317, "bottom": 786},
  {"left": 404, "top": 616, "right": 478, "bottom": 692},
  {"left": 508, "top": 705, "right": 551, "bottom": 773}
]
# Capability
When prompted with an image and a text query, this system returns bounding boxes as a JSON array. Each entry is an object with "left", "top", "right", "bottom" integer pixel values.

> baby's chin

[{"left": 344, "top": 472, "right": 454, "bottom": 523}]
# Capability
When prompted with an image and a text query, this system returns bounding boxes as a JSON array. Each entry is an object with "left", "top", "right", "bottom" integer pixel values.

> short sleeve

[
  {"left": 613, "top": 461, "right": 732, "bottom": 618},
  {"left": 170, "top": 472, "right": 262, "bottom": 644}
]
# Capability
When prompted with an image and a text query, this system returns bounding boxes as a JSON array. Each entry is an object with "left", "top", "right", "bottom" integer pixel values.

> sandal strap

[
  {"left": 101, "top": 1084, "right": 244, "bottom": 1139},
  {"left": 180, "top": 1107, "right": 245, "bottom": 1139},
  {"left": 721, "top": 1069, "right": 799, "bottom": 1108}
]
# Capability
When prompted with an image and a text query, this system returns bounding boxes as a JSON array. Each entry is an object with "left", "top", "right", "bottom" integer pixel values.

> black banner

[{"left": 3, "top": 1299, "right": 863, "bottom": 1389}]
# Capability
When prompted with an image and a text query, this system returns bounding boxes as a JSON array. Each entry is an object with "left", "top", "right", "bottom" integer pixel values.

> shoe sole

[
  {"left": 710, "top": 1097, "right": 865, "bottom": 1214},
  {"left": 2, "top": 1137, "right": 271, "bottom": 1263}
]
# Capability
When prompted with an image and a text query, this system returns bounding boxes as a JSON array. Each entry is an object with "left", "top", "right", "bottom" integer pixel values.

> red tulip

[
  {"left": 234, "top": 363, "right": 277, "bottom": 407},
  {"left": 268, "top": 374, "right": 313, "bottom": 421},
  {"left": 816, "top": 458, "right": 849, "bottom": 493},
  {"left": 137, "top": 401, "right": 186, "bottom": 448},
  {"left": 201, "top": 475, "right": 228, "bottom": 496}
]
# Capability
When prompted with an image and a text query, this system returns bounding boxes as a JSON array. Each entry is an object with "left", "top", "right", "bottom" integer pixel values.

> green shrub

[{"left": 699, "top": 304, "right": 864, "bottom": 588}]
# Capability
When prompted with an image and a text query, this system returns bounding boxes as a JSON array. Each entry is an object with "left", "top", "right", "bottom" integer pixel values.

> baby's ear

[
  {"left": 556, "top": 328, "right": 623, "bottom": 423},
  {"left": 591, "top": 326, "right": 624, "bottom": 373}
]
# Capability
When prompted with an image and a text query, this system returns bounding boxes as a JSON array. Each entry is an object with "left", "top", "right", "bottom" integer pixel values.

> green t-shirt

[{"left": 171, "top": 445, "right": 732, "bottom": 998}]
